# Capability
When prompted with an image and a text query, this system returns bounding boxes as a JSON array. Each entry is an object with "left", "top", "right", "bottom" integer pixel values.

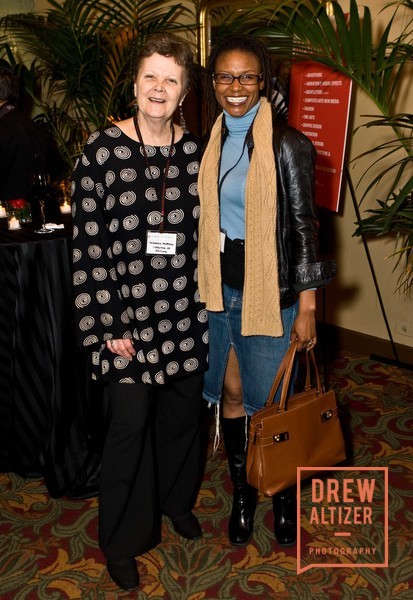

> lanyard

[
  {"left": 218, "top": 137, "right": 248, "bottom": 196},
  {"left": 133, "top": 113, "right": 175, "bottom": 233}
]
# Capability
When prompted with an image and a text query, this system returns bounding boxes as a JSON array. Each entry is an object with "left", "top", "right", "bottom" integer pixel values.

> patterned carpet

[{"left": 0, "top": 350, "right": 412, "bottom": 599}]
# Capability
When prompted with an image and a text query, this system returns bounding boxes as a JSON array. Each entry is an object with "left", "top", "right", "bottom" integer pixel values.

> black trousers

[{"left": 98, "top": 373, "right": 204, "bottom": 560}]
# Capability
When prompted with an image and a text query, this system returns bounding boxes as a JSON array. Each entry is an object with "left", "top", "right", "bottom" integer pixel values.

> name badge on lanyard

[{"left": 146, "top": 230, "right": 178, "bottom": 255}]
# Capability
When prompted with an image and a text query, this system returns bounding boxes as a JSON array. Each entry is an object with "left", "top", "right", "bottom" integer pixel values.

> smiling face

[
  {"left": 213, "top": 49, "right": 264, "bottom": 118},
  {"left": 134, "top": 53, "right": 187, "bottom": 124}
]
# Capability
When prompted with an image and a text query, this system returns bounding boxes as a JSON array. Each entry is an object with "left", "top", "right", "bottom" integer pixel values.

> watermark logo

[{"left": 297, "top": 467, "right": 388, "bottom": 574}]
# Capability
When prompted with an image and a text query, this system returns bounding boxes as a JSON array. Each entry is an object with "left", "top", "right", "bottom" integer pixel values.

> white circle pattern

[
  {"left": 147, "top": 211, "right": 162, "bottom": 225},
  {"left": 92, "top": 267, "right": 108, "bottom": 281},
  {"left": 106, "top": 127, "right": 121, "bottom": 138},
  {"left": 145, "top": 188, "right": 158, "bottom": 202},
  {"left": 96, "top": 147, "right": 110, "bottom": 165},
  {"left": 106, "top": 195, "right": 116, "bottom": 210},
  {"left": 75, "top": 293, "right": 91, "bottom": 308},
  {"left": 82, "top": 198, "right": 96, "bottom": 212},
  {"left": 120, "top": 168, "right": 137, "bottom": 182},
  {"left": 109, "top": 219, "right": 119, "bottom": 233},
  {"left": 187, "top": 161, "right": 199, "bottom": 175},
  {"left": 88, "top": 245, "right": 102, "bottom": 259},
  {"left": 183, "top": 141, "right": 196, "bottom": 154},
  {"left": 132, "top": 283, "right": 146, "bottom": 298},
  {"left": 74, "top": 270, "right": 87, "bottom": 285},
  {"left": 112, "top": 241, "right": 123, "bottom": 255},
  {"left": 189, "top": 183, "right": 198, "bottom": 197},
  {"left": 162, "top": 341, "right": 175, "bottom": 354},
  {"left": 145, "top": 166, "right": 160, "bottom": 179},
  {"left": 168, "top": 209, "right": 184, "bottom": 224},
  {"left": 158, "top": 320, "right": 172, "bottom": 333},
  {"left": 151, "top": 256, "right": 167, "bottom": 269},
  {"left": 180, "top": 338, "right": 194, "bottom": 351},
  {"left": 166, "top": 362, "right": 179, "bottom": 375},
  {"left": 177, "top": 318, "right": 190, "bottom": 331},
  {"left": 152, "top": 278, "right": 168, "bottom": 292},
  {"left": 175, "top": 297, "right": 189, "bottom": 311},
  {"left": 123, "top": 215, "right": 139, "bottom": 230},
  {"left": 114, "top": 146, "right": 132, "bottom": 160},
  {"left": 140, "top": 328, "right": 154, "bottom": 341},
  {"left": 126, "top": 239, "right": 142, "bottom": 253},
  {"left": 165, "top": 187, "right": 180, "bottom": 201},
  {"left": 101, "top": 313, "right": 113, "bottom": 325},
  {"left": 81, "top": 177, "right": 94, "bottom": 191},
  {"left": 71, "top": 128, "right": 208, "bottom": 384},
  {"left": 154, "top": 300, "right": 169, "bottom": 313},
  {"left": 171, "top": 254, "right": 186, "bottom": 268},
  {"left": 173, "top": 276, "right": 187, "bottom": 291},
  {"left": 105, "top": 171, "right": 115, "bottom": 186},
  {"left": 168, "top": 165, "right": 179, "bottom": 178},
  {"left": 120, "top": 191, "right": 136, "bottom": 206}
]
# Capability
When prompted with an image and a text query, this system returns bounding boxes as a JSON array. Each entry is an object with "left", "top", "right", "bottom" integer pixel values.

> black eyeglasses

[{"left": 213, "top": 72, "right": 263, "bottom": 85}]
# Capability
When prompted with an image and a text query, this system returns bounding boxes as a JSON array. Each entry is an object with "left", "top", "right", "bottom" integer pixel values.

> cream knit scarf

[{"left": 198, "top": 97, "right": 283, "bottom": 337}]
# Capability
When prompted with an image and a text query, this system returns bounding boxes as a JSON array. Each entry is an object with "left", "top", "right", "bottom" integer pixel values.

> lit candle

[
  {"left": 0, "top": 205, "right": 6, "bottom": 218},
  {"left": 8, "top": 215, "right": 21, "bottom": 230},
  {"left": 60, "top": 200, "right": 71, "bottom": 214}
]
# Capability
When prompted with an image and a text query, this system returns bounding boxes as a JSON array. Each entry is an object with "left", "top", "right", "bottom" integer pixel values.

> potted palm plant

[
  {"left": 254, "top": 0, "right": 413, "bottom": 293},
  {"left": 0, "top": 0, "right": 197, "bottom": 174}
]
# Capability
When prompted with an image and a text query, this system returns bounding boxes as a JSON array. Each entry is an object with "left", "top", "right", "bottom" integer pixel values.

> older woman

[
  {"left": 71, "top": 34, "right": 208, "bottom": 591},
  {"left": 198, "top": 35, "right": 335, "bottom": 548}
]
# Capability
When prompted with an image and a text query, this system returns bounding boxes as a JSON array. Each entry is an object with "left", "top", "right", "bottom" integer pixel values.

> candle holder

[
  {"left": 7, "top": 209, "right": 22, "bottom": 230},
  {"left": 0, "top": 203, "right": 7, "bottom": 218},
  {"left": 59, "top": 200, "right": 71, "bottom": 214}
]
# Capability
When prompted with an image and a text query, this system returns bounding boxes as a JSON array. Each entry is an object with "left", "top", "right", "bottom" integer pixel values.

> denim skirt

[{"left": 203, "top": 284, "right": 298, "bottom": 416}]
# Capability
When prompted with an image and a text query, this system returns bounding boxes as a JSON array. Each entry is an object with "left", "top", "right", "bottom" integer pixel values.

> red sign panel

[{"left": 288, "top": 61, "right": 352, "bottom": 212}]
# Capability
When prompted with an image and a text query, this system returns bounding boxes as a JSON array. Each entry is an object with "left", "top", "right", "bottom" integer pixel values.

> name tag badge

[
  {"left": 146, "top": 231, "right": 178, "bottom": 255},
  {"left": 220, "top": 230, "right": 226, "bottom": 253}
]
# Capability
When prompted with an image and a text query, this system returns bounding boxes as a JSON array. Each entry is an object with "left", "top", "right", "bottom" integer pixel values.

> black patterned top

[{"left": 71, "top": 125, "right": 208, "bottom": 385}]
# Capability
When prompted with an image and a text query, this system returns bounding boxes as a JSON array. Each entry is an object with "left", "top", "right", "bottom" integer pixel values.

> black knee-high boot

[
  {"left": 221, "top": 416, "right": 257, "bottom": 546},
  {"left": 272, "top": 485, "right": 297, "bottom": 546}
]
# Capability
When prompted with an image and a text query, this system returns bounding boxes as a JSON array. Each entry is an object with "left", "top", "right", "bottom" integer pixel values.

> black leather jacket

[{"left": 219, "top": 111, "right": 336, "bottom": 308}]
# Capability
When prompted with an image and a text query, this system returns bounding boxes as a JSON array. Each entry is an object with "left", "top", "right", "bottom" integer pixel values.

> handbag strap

[
  {"left": 264, "top": 341, "right": 298, "bottom": 409},
  {"left": 304, "top": 347, "right": 322, "bottom": 392},
  {"left": 264, "top": 342, "right": 323, "bottom": 411}
]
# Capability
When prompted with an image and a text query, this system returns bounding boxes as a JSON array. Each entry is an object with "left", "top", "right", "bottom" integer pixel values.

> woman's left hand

[
  {"left": 106, "top": 338, "right": 136, "bottom": 360},
  {"left": 290, "top": 289, "right": 317, "bottom": 351}
]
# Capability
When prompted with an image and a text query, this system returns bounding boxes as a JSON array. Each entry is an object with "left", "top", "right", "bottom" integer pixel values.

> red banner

[{"left": 288, "top": 61, "right": 352, "bottom": 212}]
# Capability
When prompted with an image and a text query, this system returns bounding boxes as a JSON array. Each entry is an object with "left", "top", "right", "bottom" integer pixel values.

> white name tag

[
  {"left": 220, "top": 230, "right": 226, "bottom": 253},
  {"left": 146, "top": 231, "right": 178, "bottom": 255}
]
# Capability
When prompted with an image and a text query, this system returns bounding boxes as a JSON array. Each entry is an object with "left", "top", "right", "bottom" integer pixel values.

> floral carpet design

[{"left": 0, "top": 351, "right": 412, "bottom": 599}]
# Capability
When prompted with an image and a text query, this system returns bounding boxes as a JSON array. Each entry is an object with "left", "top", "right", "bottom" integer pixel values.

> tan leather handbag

[{"left": 246, "top": 341, "right": 346, "bottom": 496}]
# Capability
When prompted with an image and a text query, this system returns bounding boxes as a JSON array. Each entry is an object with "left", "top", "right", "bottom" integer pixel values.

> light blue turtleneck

[{"left": 219, "top": 101, "right": 260, "bottom": 241}]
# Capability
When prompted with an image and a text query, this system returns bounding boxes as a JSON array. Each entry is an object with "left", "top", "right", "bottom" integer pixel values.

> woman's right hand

[{"left": 106, "top": 338, "right": 136, "bottom": 360}]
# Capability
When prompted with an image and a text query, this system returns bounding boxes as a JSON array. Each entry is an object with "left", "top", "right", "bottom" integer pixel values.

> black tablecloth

[{"left": 0, "top": 215, "right": 104, "bottom": 498}]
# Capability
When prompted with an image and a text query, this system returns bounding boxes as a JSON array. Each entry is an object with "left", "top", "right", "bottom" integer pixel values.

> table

[{"left": 0, "top": 214, "right": 103, "bottom": 498}]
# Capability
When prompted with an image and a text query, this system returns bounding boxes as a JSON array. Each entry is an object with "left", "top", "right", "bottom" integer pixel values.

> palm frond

[{"left": 1, "top": 0, "right": 193, "bottom": 169}]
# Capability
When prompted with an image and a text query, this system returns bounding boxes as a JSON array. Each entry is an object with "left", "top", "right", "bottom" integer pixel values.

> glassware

[
  {"left": 31, "top": 172, "right": 52, "bottom": 234},
  {"left": 20, "top": 202, "right": 32, "bottom": 223}
]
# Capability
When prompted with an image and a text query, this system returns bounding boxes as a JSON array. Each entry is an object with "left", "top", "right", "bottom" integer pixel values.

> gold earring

[{"left": 179, "top": 104, "right": 188, "bottom": 134}]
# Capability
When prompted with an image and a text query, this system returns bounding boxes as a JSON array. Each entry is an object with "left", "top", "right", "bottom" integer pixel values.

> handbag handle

[
  {"left": 264, "top": 341, "right": 323, "bottom": 412},
  {"left": 304, "top": 348, "right": 322, "bottom": 392}
]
